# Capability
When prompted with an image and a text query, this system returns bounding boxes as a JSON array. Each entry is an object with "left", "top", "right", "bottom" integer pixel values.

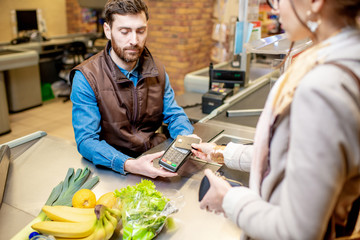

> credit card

[{"left": 174, "top": 135, "right": 200, "bottom": 150}]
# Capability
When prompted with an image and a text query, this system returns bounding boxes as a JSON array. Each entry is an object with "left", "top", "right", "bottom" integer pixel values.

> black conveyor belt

[{"left": 212, "top": 82, "right": 271, "bottom": 128}]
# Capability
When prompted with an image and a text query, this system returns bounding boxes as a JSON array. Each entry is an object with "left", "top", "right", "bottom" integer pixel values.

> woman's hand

[
  {"left": 200, "top": 169, "right": 232, "bottom": 215},
  {"left": 124, "top": 151, "right": 178, "bottom": 178},
  {"left": 191, "top": 142, "right": 216, "bottom": 162}
]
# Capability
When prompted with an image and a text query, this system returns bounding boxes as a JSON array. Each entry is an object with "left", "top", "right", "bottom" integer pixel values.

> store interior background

[{"left": 0, "top": 0, "right": 278, "bottom": 144}]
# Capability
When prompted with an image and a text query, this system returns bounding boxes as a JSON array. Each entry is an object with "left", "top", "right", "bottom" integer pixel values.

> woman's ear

[
  {"left": 103, "top": 22, "right": 112, "bottom": 40},
  {"left": 310, "top": 0, "right": 325, "bottom": 13}
]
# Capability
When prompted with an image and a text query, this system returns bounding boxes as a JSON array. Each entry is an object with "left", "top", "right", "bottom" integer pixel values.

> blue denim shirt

[{"left": 71, "top": 65, "right": 193, "bottom": 174}]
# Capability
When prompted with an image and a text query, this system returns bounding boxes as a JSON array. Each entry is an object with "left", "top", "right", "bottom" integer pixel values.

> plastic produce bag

[{"left": 115, "top": 180, "right": 183, "bottom": 240}]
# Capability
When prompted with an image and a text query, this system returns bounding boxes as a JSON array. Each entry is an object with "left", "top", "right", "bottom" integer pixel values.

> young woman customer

[{"left": 192, "top": 0, "right": 360, "bottom": 239}]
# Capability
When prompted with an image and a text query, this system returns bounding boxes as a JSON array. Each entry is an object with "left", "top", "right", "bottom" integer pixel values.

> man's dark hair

[{"left": 104, "top": 0, "right": 149, "bottom": 27}]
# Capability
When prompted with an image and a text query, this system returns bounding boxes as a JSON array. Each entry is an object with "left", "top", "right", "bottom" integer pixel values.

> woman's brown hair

[
  {"left": 328, "top": 0, "right": 360, "bottom": 27},
  {"left": 279, "top": 0, "right": 360, "bottom": 69}
]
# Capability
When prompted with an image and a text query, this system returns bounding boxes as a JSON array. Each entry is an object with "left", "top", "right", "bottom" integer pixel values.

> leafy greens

[{"left": 114, "top": 180, "right": 170, "bottom": 240}]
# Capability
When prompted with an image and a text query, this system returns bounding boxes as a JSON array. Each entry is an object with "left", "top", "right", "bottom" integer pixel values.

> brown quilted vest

[{"left": 71, "top": 41, "right": 166, "bottom": 158}]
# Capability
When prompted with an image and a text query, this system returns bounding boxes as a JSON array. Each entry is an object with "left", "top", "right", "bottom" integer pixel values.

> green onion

[{"left": 11, "top": 167, "right": 99, "bottom": 240}]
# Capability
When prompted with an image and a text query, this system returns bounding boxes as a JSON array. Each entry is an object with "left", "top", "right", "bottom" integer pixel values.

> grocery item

[
  {"left": 96, "top": 192, "right": 117, "bottom": 209},
  {"left": 32, "top": 219, "right": 97, "bottom": 238},
  {"left": 72, "top": 189, "right": 97, "bottom": 208},
  {"left": 32, "top": 205, "right": 121, "bottom": 240},
  {"left": 42, "top": 205, "right": 96, "bottom": 222},
  {"left": 115, "top": 180, "right": 179, "bottom": 240},
  {"left": 11, "top": 167, "right": 99, "bottom": 240}
]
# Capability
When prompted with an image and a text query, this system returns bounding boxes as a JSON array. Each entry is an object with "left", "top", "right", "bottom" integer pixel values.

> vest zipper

[
  {"left": 132, "top": 85, "right": 149, "bottom": 152},
  {"left": 132, "top": 86, "right": 138, "bottom": 123},
  {"left": 131, "top": 77, "right": 147, "bottom": 122}
]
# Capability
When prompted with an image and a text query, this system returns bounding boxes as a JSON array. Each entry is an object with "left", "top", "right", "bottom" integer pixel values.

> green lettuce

[{"left": 114, "top": 180, "right": 170, "bottom": 240}]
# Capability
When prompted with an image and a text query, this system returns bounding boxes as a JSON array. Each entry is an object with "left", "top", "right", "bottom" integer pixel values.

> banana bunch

[{"left": 31, "top": 205, "right": 121, "bottom": 240}]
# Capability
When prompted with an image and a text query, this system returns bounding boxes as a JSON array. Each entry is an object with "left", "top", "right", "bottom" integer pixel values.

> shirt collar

[{"left": 108, "top": 47, "right": 140, "bottom": 79}]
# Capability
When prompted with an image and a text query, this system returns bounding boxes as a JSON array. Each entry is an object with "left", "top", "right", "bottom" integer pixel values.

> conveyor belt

[{"left": 212, "top": 82, "right": 270, "bottom": 128}]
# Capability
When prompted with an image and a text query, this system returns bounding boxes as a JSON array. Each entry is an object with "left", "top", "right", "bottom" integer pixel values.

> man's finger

[
  {"left": 157, "top": 168, "right": 178, "bottom": 178},
  {"left": 145, "top": 151, "right": 164, "bottom": 159}
]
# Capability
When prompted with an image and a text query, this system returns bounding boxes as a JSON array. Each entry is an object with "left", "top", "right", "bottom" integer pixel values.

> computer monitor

[
  {"left": 16, "top": 10, "right": 38, "bottom": 32},
  {"left": 209, "top": 63, "right": 247, "bottom": 89}
]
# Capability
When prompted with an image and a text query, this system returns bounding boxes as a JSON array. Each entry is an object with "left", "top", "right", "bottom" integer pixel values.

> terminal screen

[{"left": 16, "top": 10, "right": 38, "bottom": 32}]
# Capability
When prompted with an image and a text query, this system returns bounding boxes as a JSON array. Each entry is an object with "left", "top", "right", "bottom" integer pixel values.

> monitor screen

[
  {"left": 16, "top": 10, "right": 38, "bottom": 32},
  {"left": 211, "top": 69, "right": 246, "bottom": 84}
]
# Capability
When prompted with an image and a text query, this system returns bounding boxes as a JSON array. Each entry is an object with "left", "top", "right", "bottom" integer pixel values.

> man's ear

[
  {"left": 103, "top": 22, "right": 112, "bottom": 40},
  {"left": 311, "top": 0, "right": 324, "bottom": 13}
]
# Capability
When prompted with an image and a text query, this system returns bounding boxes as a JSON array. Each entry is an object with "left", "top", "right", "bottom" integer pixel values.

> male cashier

[{"left": 70, "top": 0, "right": 194, "bottom": 178}]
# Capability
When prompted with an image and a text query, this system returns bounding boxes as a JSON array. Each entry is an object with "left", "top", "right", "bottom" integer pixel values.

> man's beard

[{"left": 112, "top": 37, "right": 145, "bottom": 63}]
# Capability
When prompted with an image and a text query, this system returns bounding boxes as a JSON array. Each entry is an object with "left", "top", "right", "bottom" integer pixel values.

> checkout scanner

[{"left": 202, "top": 62, "right": 247, "bottom": 114}]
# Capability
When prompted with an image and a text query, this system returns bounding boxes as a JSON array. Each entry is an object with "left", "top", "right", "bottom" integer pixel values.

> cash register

[{"left": 202, "top": 63, "right": 248, "bottom": 114}]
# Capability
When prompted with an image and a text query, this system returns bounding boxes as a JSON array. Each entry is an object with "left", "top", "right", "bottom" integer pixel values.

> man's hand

[{"left": 124, "top": 151, "right": 178, "bottom": 178}]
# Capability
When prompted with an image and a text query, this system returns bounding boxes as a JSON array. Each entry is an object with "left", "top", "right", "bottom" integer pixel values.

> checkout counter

[
  {"left": 5, "top": 34, "right": 96, "bottom": 86},
  {"left": 0, "top": 48, "right": 42, "bottom": 134},
  {"left": 0, "top": 55, "right": 275, "bottom": 239},
  {"left": 0, "top": 120, "right": 255, "bottom": 239},
  {"left": 180, "top": 62, "right": 276, "bottom": 127},
  {"left": 0, "top": 33, "right": 100, "bottom": 135},
  {"left": 0, "top": 34, "right": 311, "bottom": 239},
  {"left": 0, "top": 72, "right": 10, "bottom": 135},
  {"left": 180, "top": 34, "right": 312, "bottom": 128}
]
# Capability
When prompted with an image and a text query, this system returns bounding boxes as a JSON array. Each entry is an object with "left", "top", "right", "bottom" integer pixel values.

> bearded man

[{"left": 70, "top": 0, "right": 194, "bottom": 178}]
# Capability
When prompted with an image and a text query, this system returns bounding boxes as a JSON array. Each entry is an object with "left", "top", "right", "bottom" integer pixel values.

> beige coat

[{"left": 222, "top": 28, "right": 360, "bottom": 240}]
